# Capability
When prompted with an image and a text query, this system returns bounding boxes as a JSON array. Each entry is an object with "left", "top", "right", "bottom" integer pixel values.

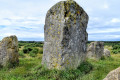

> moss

[
  {"left": 58, "top": 31, "right": 60, "bottom": 34},
  {"left": 67, "top": 12, "right": 71, "bottom": 17},
  {"left": 50, "top": 27, "right": 52, "bottom": 30},
  {"left": 74, "top": 19, "right": 76, "bottom": 24},
  {"left": 66, "top": 60, "right": 70, "bottom": 64}
]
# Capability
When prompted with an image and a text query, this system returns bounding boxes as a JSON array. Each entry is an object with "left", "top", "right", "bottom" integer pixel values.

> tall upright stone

[
  {"left": 42, "top": 0, "right": 89, "bottom": 70},
  {"left": 0, "top": 35, "right": 19, "bottom": 67}
]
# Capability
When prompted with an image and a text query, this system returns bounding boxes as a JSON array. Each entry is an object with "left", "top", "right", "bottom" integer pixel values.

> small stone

[
  {"left": 103, "top": 67, "right": 120, "bottom": 80},
  {"left": 87, "top": 42, "right": 104, "bottom": 60},
  {"left": 104, "top": 49, "right": 111, "bottom": 57},
  {"left": 0, "top": 35, "right": 19, "bottom": 67}
]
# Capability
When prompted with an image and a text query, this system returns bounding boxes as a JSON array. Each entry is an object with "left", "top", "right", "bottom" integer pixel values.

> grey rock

[
  {"left": 87, "top": 42, "right": 104, "bottom": 60},
  {"left": 0, "top": 35, "right": 19, "bottom": 67},
  {"left": 104, "top": 49, "right": 111, "bottom": 57},
  {"left": 103, "top": 67, "right": 120, "bottom": 80},
  {"left": 42, "top": 0, "right": 88, "bottom": 70}
]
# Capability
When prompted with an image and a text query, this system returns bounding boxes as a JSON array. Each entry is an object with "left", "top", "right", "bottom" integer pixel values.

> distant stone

[
  {"left": 0, "top": 35, "right": 19, "bottom": 67},
  {"left": 87, "top": 42, "right": 104, "bottom": 60},
  {"left": 42, "top": 0, "right": 88, "bottom": 70},
  {"left": 103, "top": 67, "right": 120, "bottom": 80},
  {"left": 104, "top": 49, "right": 111, "bottom": 57}
]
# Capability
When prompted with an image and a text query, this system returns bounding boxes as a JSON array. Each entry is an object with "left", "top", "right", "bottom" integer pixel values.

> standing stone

[
  {"left": 103, "top": 67, "right": 120, "bottom": 80},
  {"left": 87, "top": 42, "right": 104, "bottom": 60},
  {"left": 104, "top": 49, "right": 111, "bottom": 57},
  {"left": 0, "top": 35, "right": 19, "bottom": 67},
  {"left": 42, "top": 0, "right": 88, "bottom": 70}
]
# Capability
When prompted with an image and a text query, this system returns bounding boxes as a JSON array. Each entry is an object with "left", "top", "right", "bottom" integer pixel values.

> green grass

[
  {"left": 0, "top": 55, "right": 42, "bottom": 80},
  {"left": 0, "top": 42, "right": 120, "bottom": 80},
  {"left": 0, "top": 53, "right": 120, "bottom": 80}
]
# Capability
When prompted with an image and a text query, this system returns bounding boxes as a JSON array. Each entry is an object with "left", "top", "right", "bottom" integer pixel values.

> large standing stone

[
  {"left": 87, "top": 42, "right": 104, "bottom": 60},
  {"left": 103, "top": 67, "right": 120, "bottom": 80},
  {"left": 0, "top": 35, "right": 19, "bottom": 67},
  {"left": 42, "top": 0, "right": 88, "bottom": 70}
]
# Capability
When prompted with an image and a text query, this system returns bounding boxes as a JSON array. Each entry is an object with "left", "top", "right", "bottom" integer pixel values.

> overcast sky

[{"left": 0, "top": 0, "right": 120, "bottom": 41}]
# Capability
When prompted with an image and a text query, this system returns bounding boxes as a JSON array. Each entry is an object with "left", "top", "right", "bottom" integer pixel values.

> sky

[{"left": 0, "top": 0, "right": 120, "bottom": 41}]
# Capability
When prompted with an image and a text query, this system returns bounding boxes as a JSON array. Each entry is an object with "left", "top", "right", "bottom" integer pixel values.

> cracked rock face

[
  {"left": 87, "top": 42, "right": 104, "bottom": 60},
  {"left": 103, "top": 67, "right": 120, "bottom": 80},
  {"left": 42, "top": 0, "right": 88, "bottom": 70},
  {"left": 0, "top": 35, "right": 19, "bottom": 67}
]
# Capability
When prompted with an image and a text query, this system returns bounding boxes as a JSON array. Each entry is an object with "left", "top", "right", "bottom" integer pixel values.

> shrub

[
  {"left": 23, "top": 48, "right": 28, "bottom": 53},
  {"left": 27, "top": 47, "right": 33, "bottom": 52},
  {"left": 31, "top": 48, "right": 39, "bottom": 54},
  {"left": 29, "top": 48, "right": 39, "bottom": 57},
  {"left": 39, "top": 49, "right": 43, "bottom": 54},
  {"left": 19, "top": 51, "right": 25, "bottom": 57},
  {"left": 112, "top": 45, "right": 120, "bottom": 54},
  {"left": 113, "top": 45, "right": 120, "bottom": 50},
  {"left": 23, "top": 47, "right": 33, "bottom": 54},
  {"left": 112, "top": 50, "right": 118, "bottom": 54},
  {"left": 29, "top": 52, "right": 37, "bottom": 57}
]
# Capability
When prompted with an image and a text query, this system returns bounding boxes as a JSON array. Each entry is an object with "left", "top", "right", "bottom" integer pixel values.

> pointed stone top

[
  {"left": 67, "top": 0, "right": 74, "bottom": 1},
  {"left": 67, "top": 0, "right": 74, "bottom": 2}
]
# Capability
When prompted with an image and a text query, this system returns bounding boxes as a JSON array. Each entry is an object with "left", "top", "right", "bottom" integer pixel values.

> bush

[
  {"left": 27, "top": 47, "right": 33, "bottom": 52},
  {"left": 23, "top": 48, "right": 28, "bottom": 53},
  {"left": 113, "top": 45, "right": 120, "bottom": 50},
  {"left": 35, "top": 44, "right": 43, "bottom": 47},
  {"left": 19, "top": 51, "right": 25, "bottom": 57},
  {"left": 112, "top": 50, "right": 120, "bottom": 54},
  {"left": 112, "top": 45, "right": 120, "bottom": 54},
  {"left": 29, "top": 48, "right": 39, "bottom": 57},
  {"left": 23, "top": 47, "right": 33, "bottom": 54},
  {"left": 39, "top": 49, "right": 43, "bottom": 54},
  {"left": 29, "top": 52, "right": 37, "bottom": 57},
  {"left": 31, "top": 48, "right": 39, "bottom": 54}
]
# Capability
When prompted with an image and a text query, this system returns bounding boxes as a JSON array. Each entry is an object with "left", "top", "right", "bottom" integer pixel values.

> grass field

[{"left": 0, "top": 41, "right": 120, "bottom": 80}]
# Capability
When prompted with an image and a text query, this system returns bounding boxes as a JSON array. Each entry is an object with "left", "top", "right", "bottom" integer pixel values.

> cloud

[
  {"left": 0, "top": 0, "right": 120, "bottom": 41},
  {"left": 102, "top": 4, "right": 109, "bottom": 9},
  {"left": 88, "top": 28, "right": 120, "bottom": 34},
  {"left": 111, "top": 18, "right": 120, "bottom": 23},
  {"left": 89, "top": 34, "right": 120, "bottom": 41},
  {"left": 0, "top": 25, "right": 44, "bottom": 40}
]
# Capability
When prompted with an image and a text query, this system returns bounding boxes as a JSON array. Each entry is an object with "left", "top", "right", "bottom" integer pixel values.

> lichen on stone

[
  {"left": 0, "top": 35, "right": 19, "bottom": 67},
  {"left": 42, "top": 0, "right": 88, "bottom": 70}
]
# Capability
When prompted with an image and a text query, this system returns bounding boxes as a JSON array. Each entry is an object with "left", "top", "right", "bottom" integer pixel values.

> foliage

[
  {"left": 18, "top": 51, "right": 25, "bottom": 57},
  {"left": 39, "top": 49, "right": 43, "bottom": 54},
  {"left": 29, "top": 52, "right": 37, "bottom": 57},
  {"left": 23, "top": 47, "right": 33, "bottom": 54},
  {"left": 31, "top": 48, "right": 39, "bottom": 54},
  {"left": 19, "top": 41, "right": 43, "bottom": 48},
  {"left": 29, "top": 48, "right": 39, "bottom": 57},
  {"left": 112, "top": 45, "right": 120, "bottom": 54},
  {"left": 1, "top": 41, "right": 120, "bottom": 80}
]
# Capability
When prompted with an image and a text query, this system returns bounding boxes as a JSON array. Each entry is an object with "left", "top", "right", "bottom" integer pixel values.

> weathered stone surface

[
  {"left": 103, "top": 67, "right": 120, "bottom": 80},
  {"left": 42, "top": 0, "right": 88, "bottom": 70},
  {"left": 0, "top": 35, "right": 19, "bottom": 67},
  {"left": 104, "top": 49, "right": 111, "bottom": 57},
  {"left": 87, "top": 42, "right": 104, "bottom": 60}
]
